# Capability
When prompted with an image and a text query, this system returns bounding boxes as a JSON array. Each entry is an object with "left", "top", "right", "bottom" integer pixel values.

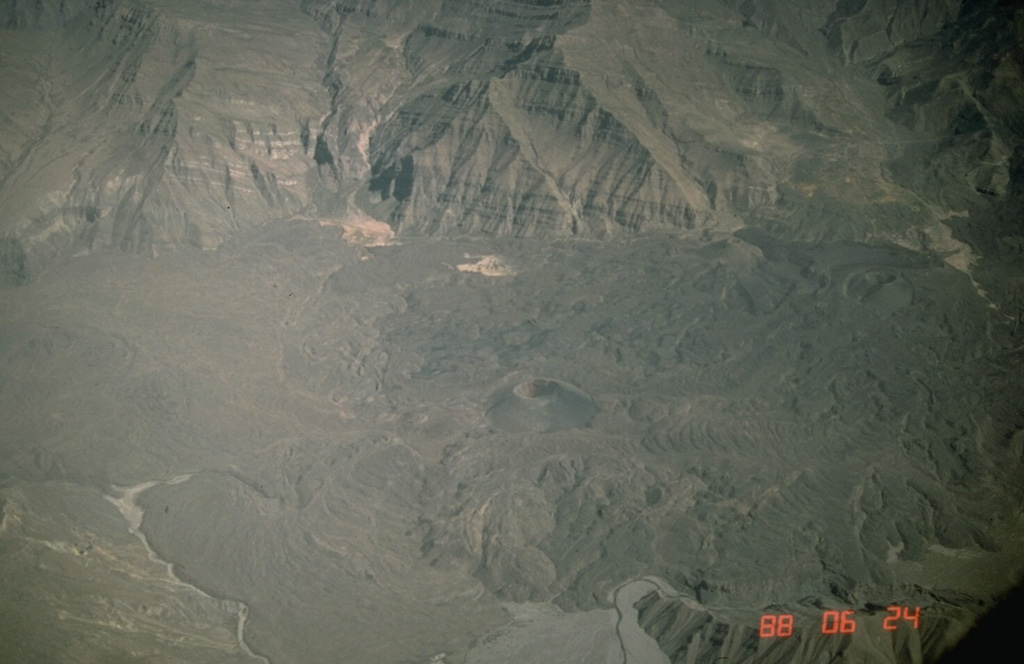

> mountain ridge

[{"left": 1, "top": 0, "right": 1020, "bottom": 290}]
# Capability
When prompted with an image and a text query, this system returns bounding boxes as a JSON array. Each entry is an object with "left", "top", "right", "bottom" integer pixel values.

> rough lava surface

[{"left": 1, "top": 1, "right": 1023, "bottom": 663}]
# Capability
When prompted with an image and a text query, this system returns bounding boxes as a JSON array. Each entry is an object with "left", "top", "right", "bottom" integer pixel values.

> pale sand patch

[
  {"left": 880, "top": 211, "right": 996, "bottom": 304},
  {"left": 456, "top": 254, "right": 515, "bottom": 276},
  {"left": 318, "top": 215, "right": 395, "bottom": 247}
]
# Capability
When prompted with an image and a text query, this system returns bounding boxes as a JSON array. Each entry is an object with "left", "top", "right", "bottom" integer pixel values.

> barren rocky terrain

[{"left": 1, "top": 1, "right": 1023, "bottom": 662}]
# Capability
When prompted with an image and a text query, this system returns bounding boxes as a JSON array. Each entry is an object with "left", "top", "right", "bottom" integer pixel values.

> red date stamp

[{"left": 758, "top": 606, "right": 921, "bottom": 638}]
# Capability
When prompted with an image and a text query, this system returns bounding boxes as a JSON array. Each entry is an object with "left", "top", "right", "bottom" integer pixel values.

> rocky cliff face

[
  {"left": 0, "top": 0, "right": 328, "bottom": 282},
  {"left": 1, "top": 0, "right": 1021, "bottom": 287}
]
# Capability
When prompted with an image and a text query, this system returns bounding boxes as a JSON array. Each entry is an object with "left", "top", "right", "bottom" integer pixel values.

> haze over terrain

[{"left": 1, "top": 0, "right": 1022, "bottom": 662}]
